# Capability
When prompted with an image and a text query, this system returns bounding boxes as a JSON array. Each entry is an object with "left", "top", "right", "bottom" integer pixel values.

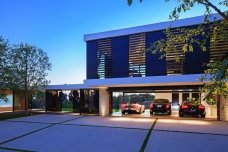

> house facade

[{"left": 45, "top": 14, "right": 228, "bottom": 121}]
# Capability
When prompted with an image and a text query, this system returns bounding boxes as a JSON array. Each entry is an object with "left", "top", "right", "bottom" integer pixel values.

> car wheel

[
  {"left": 121, "top": 111, "right": 125, "bottom": 115},
  {"left": 150, "top": 111, "right": 153, "bottom": 115},
  {"left": 137, "top": 108, "right": 142, "bottom": 114},
  {"left": 168, "top": 111, "right": 171, "bottom": 115},
  {"left": 201, "top": 114, "right": 206, "bottom": 118},
  {"left": 142, "top": 107, "right": 145, "bottom": 113},
  {"left": 179, "top": 112, "right": 183, "bottom": 117}
]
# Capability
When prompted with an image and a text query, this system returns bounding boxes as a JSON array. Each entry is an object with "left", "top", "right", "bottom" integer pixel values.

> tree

[
  {"left": 0, "top": 36, "right": 10, "bottom": 100},
  {"left": 0, "top": 37, "right": 52, "bottom": 114},
  {"left": 127, "top": 0, "right": 228, "bottom": 103}
]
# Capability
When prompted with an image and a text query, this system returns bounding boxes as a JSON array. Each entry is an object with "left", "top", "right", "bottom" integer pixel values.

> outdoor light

[{"left": 109, "top": 117, "right": 152, "bottom": 123}]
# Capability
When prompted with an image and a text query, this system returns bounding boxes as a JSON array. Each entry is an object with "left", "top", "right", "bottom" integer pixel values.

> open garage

[
  {"left": 45, "top": 74, "right": 222, "bottom": 120},
  {"left": 109, "top": 85, "right": 217, "bottom": 119}
]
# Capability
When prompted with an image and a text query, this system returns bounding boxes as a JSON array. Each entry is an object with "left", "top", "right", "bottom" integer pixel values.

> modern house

[{"left": 45, "top": 14, "right": 228, "bottom": 121}]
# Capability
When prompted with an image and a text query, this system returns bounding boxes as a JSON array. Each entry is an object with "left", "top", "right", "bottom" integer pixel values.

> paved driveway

[{"left": 0, "top": 114, "right": 227, "bottom": 152}]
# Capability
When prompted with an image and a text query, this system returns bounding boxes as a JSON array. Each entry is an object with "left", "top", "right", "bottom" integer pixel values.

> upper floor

[{"left": 84, "top": 14, "right": 227, "bottom": 80}]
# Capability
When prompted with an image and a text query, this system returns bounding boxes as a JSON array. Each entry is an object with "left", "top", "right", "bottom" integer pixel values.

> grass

[
  {"left": 0, "top": 112, "right": 36, "bottom": 121},
  {"left": 61, "top": 107, "right": 73, "bottom": 112},
  {"left": 112, "top": 109, "right": 120, "bottom": 113}
]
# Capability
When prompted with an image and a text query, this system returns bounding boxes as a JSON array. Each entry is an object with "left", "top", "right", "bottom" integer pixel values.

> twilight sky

[{"left": 0, "top": 0, "right": 224, "bottom": 85}]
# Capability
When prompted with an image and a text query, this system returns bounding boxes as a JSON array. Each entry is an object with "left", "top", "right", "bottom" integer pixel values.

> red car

[
  {"left": 120, "top": 101, "right": 145, "bottom": 114},
  {"left": 179, "top": 101, "right": 206, "bottom": 118}
]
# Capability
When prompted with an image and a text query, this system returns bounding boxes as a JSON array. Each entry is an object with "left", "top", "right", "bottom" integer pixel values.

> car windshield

[
  {"left": 153, "top": 99, "right": 169, "bottom": 104},
  {"left": 124, "top": 101, "right": 139, "bottom": 104}
]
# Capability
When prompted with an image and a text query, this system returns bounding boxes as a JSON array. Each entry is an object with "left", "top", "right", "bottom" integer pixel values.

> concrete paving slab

[
  {"left": 0, "top": 121, "right": 49, "bottom": 144},
  {"left": 63, "top": 116, "right": 155, "bottom": 129},
  {"left": 2, "top": 124, "right": 147, "bottom": 152},
  {"left": 155, "top": 119, "right": 228, "bottom": 135},
  {"left": 145, "top": 130, "right": 228, "bottom": 152},
  {"left": 8, "top": 114, "right": 82, "bottom": 124}
]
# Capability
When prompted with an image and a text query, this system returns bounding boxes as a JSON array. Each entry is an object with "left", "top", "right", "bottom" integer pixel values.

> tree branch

[{"left": 199, "top": 0, "right": 228, "bottom": 20}]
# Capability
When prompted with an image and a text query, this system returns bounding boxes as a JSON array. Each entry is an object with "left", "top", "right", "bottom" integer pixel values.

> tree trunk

[{"left": 25, "top": 49, "right": 29, "bottom": 115}]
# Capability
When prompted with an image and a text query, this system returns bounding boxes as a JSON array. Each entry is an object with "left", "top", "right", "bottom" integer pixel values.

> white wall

[
  {"left": 99, "top": 88, "right": 110, "bottom": 116},
  {"left": 155, "top": 93, "right": 172, "bottom": 102},
  {"left": 201, "top": 93, "right": 217, "bottom": 118}
]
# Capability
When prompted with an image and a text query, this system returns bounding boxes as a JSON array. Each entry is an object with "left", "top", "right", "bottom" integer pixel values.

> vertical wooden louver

[
  {"left": 166, "top": 29, "right": 185, "bottom": 75},
  {"left": 210, "top": 26, "right": 228, "bottom": 62},
  {"left": 97, "top": 39, "right": 112, "bottom": 79},
  {"left": 129, "top": 33, "right": 146, "bottom": 77}
]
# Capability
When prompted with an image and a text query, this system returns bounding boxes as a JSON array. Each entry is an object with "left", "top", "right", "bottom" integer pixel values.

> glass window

[
  {"left": 129, "top": 33, "right": 146, "bottom": 77},
  {"left": 0, "top": 94, "right": 13, "bottom": 113},
  {"left": 80, "top": 90, "right": 99, "bottom": 114},
  {"left": 192, "top": 93, "right": 200, "bottom": 102},
  {"left": 111, "top": 92, "right": 155, "bottom": 116},
  {"left": 97, "top": 39, "right": 112, "bottom": 79},
  {"left": 182, "top": 93, "right": 189, "bottom": 101}
]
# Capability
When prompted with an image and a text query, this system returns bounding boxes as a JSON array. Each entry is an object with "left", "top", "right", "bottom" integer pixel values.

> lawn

[{"left": 0, "top": 112, "right": 36, "bottom": 121}]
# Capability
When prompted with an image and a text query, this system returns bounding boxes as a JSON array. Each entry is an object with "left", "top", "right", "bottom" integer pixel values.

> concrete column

[
  {"left": 99, "top": 88, "right": 110, "bottom": 116},
  {"left": 189, "top": 93, "right": 192, "bottom": 100},
  {"left": 220, "top": 96, "right": 228, "bottom": 121},
  {"left": 179, "top": 93, "right": 182, "bottom": 104}
]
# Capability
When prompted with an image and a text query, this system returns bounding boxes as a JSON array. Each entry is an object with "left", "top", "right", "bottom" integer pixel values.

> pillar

[{"left": 99, "top": 88, "right": 109, "bottom": 116}]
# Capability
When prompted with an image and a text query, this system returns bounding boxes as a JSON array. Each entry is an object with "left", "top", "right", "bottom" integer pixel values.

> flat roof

[
  {"left": 45, "top": 84, "right": 92, "bottom": 90},
  {"left": 84, "top": 14, "right": 221, "bottom": 41},
  {"left": 83, "top": 74, "right": 205, "bottom": 88},
  {"left": 46, "top": 74, "right": 207, "bottom": 90}
]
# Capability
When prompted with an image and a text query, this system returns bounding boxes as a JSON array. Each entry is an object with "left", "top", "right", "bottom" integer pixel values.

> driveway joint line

[
  {"left": 6, "top": 120, "right": 55, "bottom": 125},
  {"left": 0, "top": 115, "right": 87, "bottom": 146},
  {"left": 57, "top": 115, "right": 87, "bottom": 124},
  {"left": 5, "top": 115, "right": 87, "bottom": 125},
  {"left": 0, "top": 124, "right": 55, "bottom": 145},
  {"left": 60, "top": 123, "right": 149, "bottom": 131},
  {"left": 154, "top": 129, "right": 228, "bottom": 137},
  {"left": 139, "top": 118, "right": 158, "bottom": 152}
]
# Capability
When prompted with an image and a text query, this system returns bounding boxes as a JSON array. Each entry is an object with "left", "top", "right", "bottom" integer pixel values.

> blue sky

[{"left": 0, "top": 0, "right": 224, "bottom": 84}]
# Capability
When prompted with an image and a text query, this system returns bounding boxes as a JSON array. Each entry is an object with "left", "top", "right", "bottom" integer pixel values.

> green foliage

[
  {"left": 127, "top": 0, "right": 143, "bottom": 6},
  {"left": 0, "top": 113, "right": 37, "bottom": 121},
  {"left": 0, "top": 94, "right": 8, "bottom": 102},
  {"left": 128, "top": 0, "right": 228, "bottom": 102},
  {"left": 0, "top": 36, "right": 10, "bottom": 90},
  {"left": 0, "top": 40, "right": 52, "bottom": 91},
  {"left": 146, "top": 25, "right": 208, "bottom": 62},
  {"left": 31, "top": 90, "right": 46, "bottom": 109},
  {"left": 9, "top": 43, "right": 51, "bottom": 91},
  {"left": 200, "top": 57, "right": 228, "bottom": 104},
  {"left": 0, "top": 36, "right": 52, "bottom": 110}
]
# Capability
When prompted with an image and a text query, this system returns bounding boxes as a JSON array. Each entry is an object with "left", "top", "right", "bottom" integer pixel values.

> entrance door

[{"left": 172, "top": 93, "right": 179, "bottom": 111}]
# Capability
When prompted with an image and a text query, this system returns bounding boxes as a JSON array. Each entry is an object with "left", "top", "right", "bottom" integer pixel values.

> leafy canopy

[
  {"left": 127, "top": 0, "right": 228, "bottom": 103},
  {"left": 0, "top": 36, "right": 51, "bottom": 106}
]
